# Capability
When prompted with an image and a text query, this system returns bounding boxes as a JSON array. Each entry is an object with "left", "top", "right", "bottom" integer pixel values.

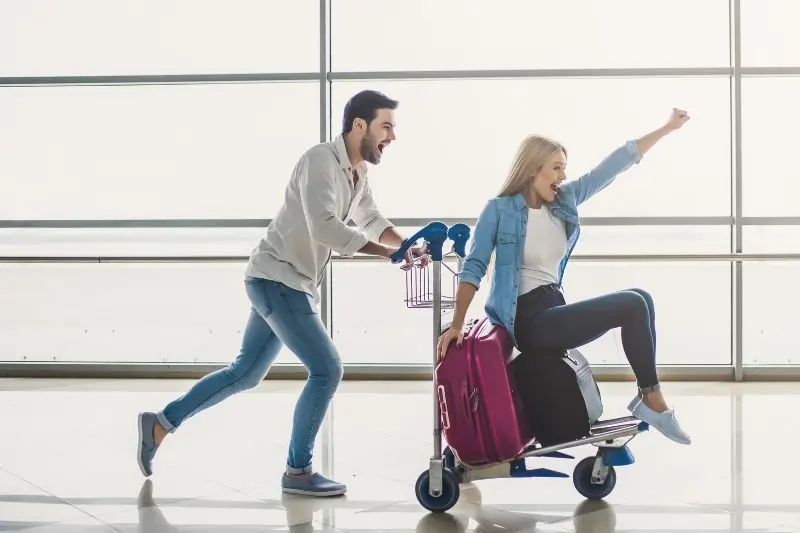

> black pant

[{"left": 513, "top": 284, "right": 659, "bottom": 391}]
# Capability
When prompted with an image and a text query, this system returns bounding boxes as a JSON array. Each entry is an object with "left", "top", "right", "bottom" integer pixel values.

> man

[{"left": 137, "top": 90, "right": 426, "bottom": 497}]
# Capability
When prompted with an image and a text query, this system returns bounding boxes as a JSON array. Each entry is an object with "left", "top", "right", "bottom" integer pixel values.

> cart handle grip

[
  {"left": 389, "top": 221, "right": 450, "bottom": 263},
  {"left": 447, "top": 223, "right": 471, "bottom": 259}
]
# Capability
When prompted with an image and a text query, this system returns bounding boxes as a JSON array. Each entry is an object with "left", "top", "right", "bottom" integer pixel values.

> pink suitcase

[{"left": 435, "top": 316, "right": 534, "bottom": 466}]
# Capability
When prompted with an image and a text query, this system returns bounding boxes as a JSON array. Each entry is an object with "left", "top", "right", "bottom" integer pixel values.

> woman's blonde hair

[
  {"left": 497, "top": 135, "right": 567, "bottom": 197},
  {"left": 481, "top": 136, "right": 567, "bottom": 281}
]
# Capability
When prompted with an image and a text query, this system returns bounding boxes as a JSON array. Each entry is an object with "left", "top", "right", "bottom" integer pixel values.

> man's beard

[{"left": 360, "top": 135, "right": 380, "bottom": 165}]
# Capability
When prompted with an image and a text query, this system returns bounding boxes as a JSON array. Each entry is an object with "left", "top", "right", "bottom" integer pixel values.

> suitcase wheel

[
  {"left": 442, "top": 447, "right": 456, "bottom": 469},
  {"left": 572, "top": 456, "right": 617, "bottom": 500},
  {"left": 415, "top": 468, "right": 460, "bottom": 513}
]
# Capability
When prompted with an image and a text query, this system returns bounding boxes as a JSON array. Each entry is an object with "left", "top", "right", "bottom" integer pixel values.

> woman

[{"left": 436, "top": 108, "right": 692, "bottom": 445}]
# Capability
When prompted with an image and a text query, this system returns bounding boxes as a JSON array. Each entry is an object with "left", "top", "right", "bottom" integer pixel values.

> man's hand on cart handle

[
  {"left": 437, "top": 327, "right": 465, "bottom": 362},
  {"left": 399, "top": 243, "right": 430, "bottom": 271}
]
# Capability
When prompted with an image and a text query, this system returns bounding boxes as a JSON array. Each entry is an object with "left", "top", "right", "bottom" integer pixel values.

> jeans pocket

[{"left": 245, "top": 277, "right": 274, "bottom": 319}]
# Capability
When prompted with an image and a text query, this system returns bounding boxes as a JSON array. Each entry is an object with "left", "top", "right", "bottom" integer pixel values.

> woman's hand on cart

[{"left": 437, "top": 326, "right": 464, "bottom": 361}]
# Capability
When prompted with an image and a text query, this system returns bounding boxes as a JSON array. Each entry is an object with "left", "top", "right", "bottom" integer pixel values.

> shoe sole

[
  {"left": 281, "top": 487, "right": 347, "bottom": 497},
  {"left": 137, "top": 413, "right": 150, "bottom": 478}
]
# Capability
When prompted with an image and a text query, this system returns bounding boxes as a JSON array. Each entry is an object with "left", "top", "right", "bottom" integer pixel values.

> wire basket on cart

[{"left": 403, "top": 255, "right": 461, "bottom": 310}]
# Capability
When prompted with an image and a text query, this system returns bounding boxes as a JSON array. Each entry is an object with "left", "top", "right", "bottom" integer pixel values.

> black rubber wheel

[
  {"left": 414, "top": 468, "right": 460, "bottom": 513},
  {"left": 572, "top": 456, "right": 617, "bottom": 500}
]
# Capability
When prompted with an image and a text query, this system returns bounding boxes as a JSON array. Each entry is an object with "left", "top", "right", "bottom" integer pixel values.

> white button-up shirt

[{"left": 245, "top": 135, "right": 393, "bottom": 302}]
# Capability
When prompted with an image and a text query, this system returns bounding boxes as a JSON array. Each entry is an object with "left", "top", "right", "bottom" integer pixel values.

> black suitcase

[{"left": 510, "top": 347, "right": 603, "bottom": 447}]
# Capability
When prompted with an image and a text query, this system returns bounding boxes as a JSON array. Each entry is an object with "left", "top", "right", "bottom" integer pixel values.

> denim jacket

[{"left": 458, "top": 140, "right": 643, "bottom": 344}]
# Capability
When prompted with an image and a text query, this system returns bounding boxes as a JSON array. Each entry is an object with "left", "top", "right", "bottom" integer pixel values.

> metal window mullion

[
  {"left": 11, "top": 215, "right": 800, "bottom": 229},
  {"left": 0, "top": 73, "right": 320, "bottom": 87},
  {"left": 729, "top": 4, "right": 744, "bottom": 531},
  {"left": 319, "top": 0, "right": 333, "bottom": 337},
  {"left": 317, "top": 6, "right": 336, "bottom": 531},
  {"left": 742, "top": 66, "right": 800, "bottom": 76},
  {"left": 329, "top": 67, "right": 733, "bottom": 81},
  {"left": 9, "top": 362, "right": 800, "bottom": 380},
  {"left": 7, "top": 67, "right": 800, "bottom": 89},
  {"left": 732, "top": 0, "right": 744, "bottom": 383},
  {"left": 7, "top": 252, "right": 800, "bottom": 263}
]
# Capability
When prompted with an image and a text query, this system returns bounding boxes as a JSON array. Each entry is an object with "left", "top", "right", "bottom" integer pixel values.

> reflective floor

[{"left": 0, "top": 378, "right": 798, "bottom": 532}]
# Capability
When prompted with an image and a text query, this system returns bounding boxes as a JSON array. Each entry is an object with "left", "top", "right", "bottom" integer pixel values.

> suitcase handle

[{"left": 437, "top": 385, "right": 451, "bottom": 430}]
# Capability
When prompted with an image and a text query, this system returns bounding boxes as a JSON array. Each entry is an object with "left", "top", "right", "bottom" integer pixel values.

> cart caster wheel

[
  {"left": 573, "top": 457, "right": 616, "bottom": 500},
  {"left": 415, "top": 468, "right": 460, "bottom": 513}
]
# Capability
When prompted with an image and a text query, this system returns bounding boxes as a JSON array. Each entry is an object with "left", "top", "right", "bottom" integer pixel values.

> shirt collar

[{"left": 334, "top": 134, "right": 368, "bottom": 179}]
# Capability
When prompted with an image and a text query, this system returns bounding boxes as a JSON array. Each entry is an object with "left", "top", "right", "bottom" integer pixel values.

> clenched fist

[{"left": 665, "top": 108, "right": 690, "bottom": 131}]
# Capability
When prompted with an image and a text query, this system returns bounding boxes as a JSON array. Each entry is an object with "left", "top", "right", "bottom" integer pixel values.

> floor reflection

[
  {"left": 135, "top": 479, "right": 617, "bottom": 533},
  {"left": 2, "top": 380, "right": 800, "bottom": 532}
]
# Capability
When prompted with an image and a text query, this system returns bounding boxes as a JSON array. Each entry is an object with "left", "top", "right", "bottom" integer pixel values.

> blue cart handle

[
  {"left": 389, "top": 221, "right": 450, "bottom": 263},
  {"left": 447, "top": 223, "right": 471, "bottom": 259}
]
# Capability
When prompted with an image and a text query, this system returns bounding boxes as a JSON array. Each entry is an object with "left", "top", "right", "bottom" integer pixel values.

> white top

[
  {"left": 245, "top": 135, "right": 393, "bottom": 303},
  {"left": 518, "top": 206, "right": 569, "bottom": 296}
]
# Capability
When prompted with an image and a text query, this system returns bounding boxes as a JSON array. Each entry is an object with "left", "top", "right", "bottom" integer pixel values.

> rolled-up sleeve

[
  {"left": 569, "top": 140, "right": 643, "bottom": 206},
  {"left": 350, "top": 182, "right": 394, "bottom": 242},
  {"left": 459, "top": 199, "right": 499, "bottom": 290},
  {"left": 297, "top": 150, "right": 368, "bottom": 257}
]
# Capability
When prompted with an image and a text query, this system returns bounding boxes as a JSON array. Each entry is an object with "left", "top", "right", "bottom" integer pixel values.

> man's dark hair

[{"left": 342, "top": 90, "right": 399, "bottom": 134}]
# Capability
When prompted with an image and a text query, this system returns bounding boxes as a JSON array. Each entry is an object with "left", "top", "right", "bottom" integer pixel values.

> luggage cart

[{"left": 390, "top": 222, "right": 650, "bottom": 514}]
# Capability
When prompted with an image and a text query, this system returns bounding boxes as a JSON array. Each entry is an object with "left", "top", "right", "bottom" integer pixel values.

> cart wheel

[
  {"left": 415, "top": 468, "right": 460, "bottom": 513},
  {"left": 573, "top": 457, "right": 617, "bottom": 500}
]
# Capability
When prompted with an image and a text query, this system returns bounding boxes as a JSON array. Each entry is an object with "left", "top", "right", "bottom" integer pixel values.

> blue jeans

[{"left": 157, "top": 276, "right": 343, "bottom": 474}]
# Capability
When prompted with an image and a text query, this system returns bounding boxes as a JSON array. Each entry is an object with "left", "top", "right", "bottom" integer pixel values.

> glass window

[
  {"left": 332, "top": 0, "right": 730, "bottom": 71},
  {"left": 575, "top": 225, "right": 731, "bottom": 255},
  {"left": 741, "top": 0, "right": 800, "bottom": 67},
  {"left": 331, "top": 258, "right": 485, "bottom": 366},
  {"left": 0, "top": 224, "right": 730, "bottom": 258},
  {"left": 0, "top": 228, "right": 266, "bottom": 257},
  {"left": 563, "top": 262, "right": 731, "bottom": 365},
  {"left": 0, "top": 262, "right": 296, "bottom": 365},
  {"left": 331, "top": 77, "right": 731, "bottom": 218},
  {"left": 0, "top": 0, "right": 319, "bottom": 76},
  {"left": 743, "top": 514, "right": 800, "bottom": 532},
  {"left": 742, "top": 261, "right": 800, "bottom": 365},
  {"left": 0, "top": 82, "right": 319, "bottom": 220},
  {"left": 742, "top": 225, "right": 800, "bottom": 253},
  {"left": 741, "top": 226, "right": 800, "bottom": 364},
  {"left": 741, "top": 77, "right": 800, "bottom": 216},
  {"left": 331, "top": 259, "right": 731, "bottom": 366}
]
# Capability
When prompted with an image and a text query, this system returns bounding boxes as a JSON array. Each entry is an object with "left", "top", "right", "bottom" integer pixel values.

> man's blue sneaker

[
  {"left": 137, "top": 412, "right": 160, "bottom": 477},
  {"left": 281, "top": 473, "right": 346, "bottom": 497}
]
